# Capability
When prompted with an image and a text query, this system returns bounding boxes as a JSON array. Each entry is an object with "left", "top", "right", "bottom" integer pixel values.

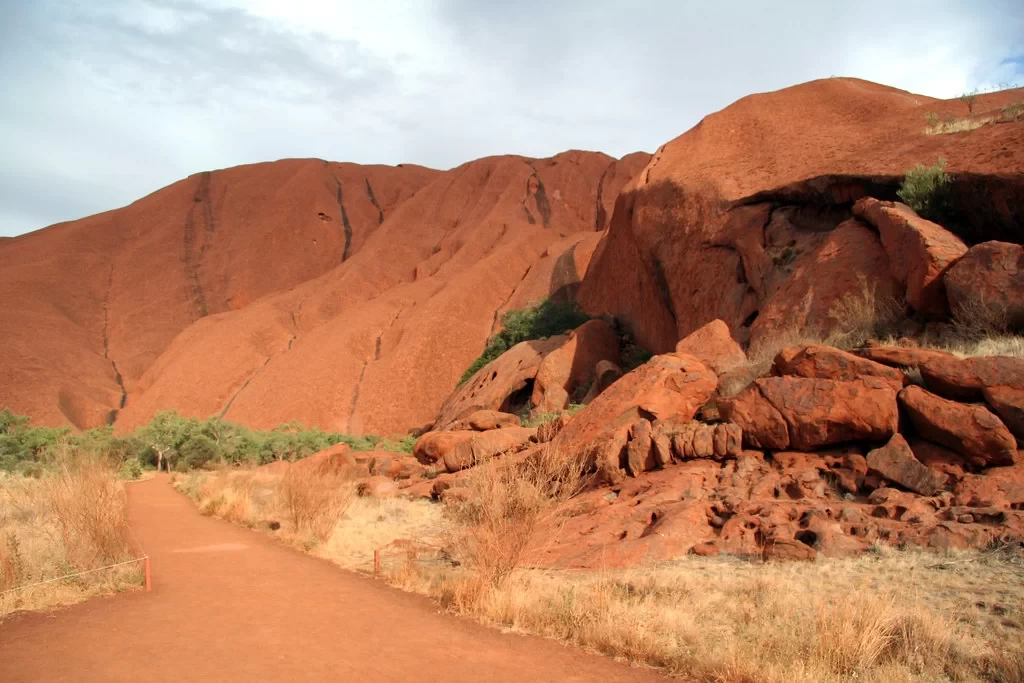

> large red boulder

[
  {"left": 448, "top": 409, "right": 521, "bottom": 432},
  {"left": 944, "top": 241, "right": 1024, "bottom": 328},
  {"left": 853, "top": 198, "right": 967, "bottom": 318},
  {"left": 719, "top": 376, "right": 898, "bottom": 451},
  {"left": 673, "top": 319, "right": 747, "bottom": 375},
  {"left": 983, "top": 386, "right": 1024, "bottom": 439},
  {"left": 866, "top": 434, "right": 948, "bottom": 496},
  {"left": 773, "top": 344, "right": 905, "bottom": 392},
  {"left": 432, "top": 336, "right": 567, "bottom": 430},
  {"left": 444, "top": 427, "right": 538, "bottom": 472},
  {"left": 412, "top": 431, "right": 475, "bottom": 466},
  {"left": 750, "top": 219, "right": 902, "bottom": 347},
  {"left": 293, "top": 443, "right": 359, "bottom": 476},
  {"left": 531, "top": 319, "right": 621, "bottom": 412},
  {"left": 550, "top": 353, "right": 717, "bottom": 461},
  {"left": 856, "top": 346, "right": 956, "bottom": 370},
  {"left": 919, "top": 355, "right": 1024, "bottom": 402},
  {"left": 898, "top": 386, "right": 1017, "bottom": 467}
]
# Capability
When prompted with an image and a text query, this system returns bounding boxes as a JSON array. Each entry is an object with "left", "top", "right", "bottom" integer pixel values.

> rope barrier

[{"left": 0, "top": 556, "right": 148, "bottom": 596}]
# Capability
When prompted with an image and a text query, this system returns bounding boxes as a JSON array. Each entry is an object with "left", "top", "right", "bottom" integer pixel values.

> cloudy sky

[{"left": 1, "top": 0, "right": 1022, "bottom": 236}]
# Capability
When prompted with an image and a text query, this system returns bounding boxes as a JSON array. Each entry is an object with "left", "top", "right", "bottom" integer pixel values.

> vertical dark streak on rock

[
  {"left": 595, "top": 160, "right": 615, "bottom": 231},
  {"left": 365, "top": 178, "right": 384, "bottom": 225},
  {"left": 183, "top": 172, "right": 213, "bottom": 319},
  {"left": 219, "top": 357, "right": 272, "bottom": 420},
  {"left": 102, "top": 264, "right": 128, "bottom": 424},
  {"left": 348, "top": 362, "right": 369, "bottom": 430},
  {"left": 330, "top": 174, "right": 353, "bottom": 261}
]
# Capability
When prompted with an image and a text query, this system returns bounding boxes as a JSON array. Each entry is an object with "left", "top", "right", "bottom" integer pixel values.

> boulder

[
  {"left": 750, "top": 219, "right": 902, "bottom": 346},
  {"left": 720, "top": 377, "right": 898, "bottom": 451},
  {"left": 856, "top": 346, "right": 955, "bottom": 370},
  {"left": 550, "top": 353, "right": 717, "bottom": 457},
  {"left": 898, "top": 386, "right": 1017, "bottom": 467},
  {"left": 625, "top": 419, "right": 654, "bottom": 476},
  {"left": 444, "top": 427, "right": 538, "bottom": 473},
  {"left": 762, "top": 536, "right": 818, "bottom": 562},
  {"left": 866, "top": 434, "right": 948, "bottom": 496},
  {"left": 450, "top": 409, "right": 521, "bottom": 432},
  {"left": 674, "top": 319, "right": 747, "bottom": 375},
  {"left": 412, "top": 431, "right": 475, "bottom": 466},
  {"left": 944, "top": 241, "right": 1024, "bottom": 329},
  {"left": 983, "top": 385, "right": 1024, "bottom": 439},
  {"left": 852, "top": 198, "right": 967, "bottom": 318},
  {"left": 579, "top": 360, "right": 625, "bottom": 404},
  {"left": 919, "top": 355, "right": 1024, "bottom": 402},
  {"left": 531, "top": 319, "right": 621, "bottom": 412},
  {"left": 433, "top": 336, "right": 567, "bottom": 430},
  {"left": 773, "top": 344, "right": 905, "bottom": 392},
  {"left": 293, "top": 443, "right": 358, "bottom": 476}
]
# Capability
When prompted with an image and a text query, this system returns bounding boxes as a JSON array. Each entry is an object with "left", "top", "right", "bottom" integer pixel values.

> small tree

[{"left": 959, "top": 90, "right": 978, "bottom": 114}]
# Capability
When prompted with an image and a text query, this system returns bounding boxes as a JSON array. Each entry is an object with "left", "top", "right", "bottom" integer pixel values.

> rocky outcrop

[
  {"left": 866, "top": 434, "right": 947, "bottom": 496},
  {"left": 898, "top": 386, "right": 1017, "bottom": 467},
  {"left": 944, "top": 241, "right": 1024, "bottom": 328},
  {"left": 531, "top": 319, "right": 621, "bottom": 412},
  {"left": 413, "top": 431, "right": 475, "bottom": 466},
  {"left": 444, "top": 427, "right": 538, "bottom": 473},
  {"left": 433, "top": 336, "right": 567, "bottom": 431},
  {"left": 448, "top": 410, "right": 521, "bottom": 432},
  {"left": 773, "top": 344, "right": 905, "bottom": 392},
  {"left": 673, "top": 319, "right": 747, "bottom": 375},
  {"left": 719, "top": 377, "right": 898, "bottom": 451},
  {"left": 853, "top": 198, "right": 967, "bottom": 318}
]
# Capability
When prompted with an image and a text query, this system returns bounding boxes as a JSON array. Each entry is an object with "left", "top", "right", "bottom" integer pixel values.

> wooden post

[
  {"left": 144, "top": 557, "right": 151, "bottom": 592},
  {"left": 373, "top": 549, "right": 381, "bottom": 578}
]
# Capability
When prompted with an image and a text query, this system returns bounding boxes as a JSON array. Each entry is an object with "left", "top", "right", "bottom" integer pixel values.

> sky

[{"left": 1, "top": 0, "right": 1022, "bottom": 237}]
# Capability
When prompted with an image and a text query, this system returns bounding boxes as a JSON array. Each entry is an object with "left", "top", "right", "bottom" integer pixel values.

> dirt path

[{"left": 0, "top": 476, "right": 665, "bottom": 682}]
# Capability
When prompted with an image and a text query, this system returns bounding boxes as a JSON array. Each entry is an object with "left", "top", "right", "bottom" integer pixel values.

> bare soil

[{"left": 0, "top": 475, "right": 663, "bottom": 682}]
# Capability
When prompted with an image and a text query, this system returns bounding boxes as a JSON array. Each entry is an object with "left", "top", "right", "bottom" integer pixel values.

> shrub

[
  {"left": 458, "top": 299, "right": 591, "bottom": 386},
  {"left": 179, "top": 434, "right": 220, "bottom": 470},
  {"left": 897, "top": 158, "right": 952, "bottom": 223},
  {"left": 279, "top": 467, "right": 354, "bottom": 543},
  {"left": 959, "top": 90, "right": 978, "bottom": 114},
  {"left": 444, "top": 446, "right": 584, "bottom": 592}
]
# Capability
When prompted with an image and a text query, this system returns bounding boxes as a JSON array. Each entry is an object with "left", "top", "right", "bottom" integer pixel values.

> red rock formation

[
  {"left": 579, "top": 79, "right": 1024, "bottom": 352},
  {"left": 773, "top": 344, "right": 906, "bottom": 392},
  {"left": 673, "top": 319, "right": 747, "bottom": 374},
  {"left": 531, "top": 319, "right": 621, "bottom": 413},
  {"left": 944, "top": 241, "right": 1024, "bottom": 327},
  {"left": 898, "top": 386, "right": 1017, "bottom": 467},
  {"left": 853, "top": 198, "right": 967, "bottom": 318}
]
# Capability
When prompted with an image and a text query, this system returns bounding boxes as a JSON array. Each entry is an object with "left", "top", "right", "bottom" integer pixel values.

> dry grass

[
  {"left": 279, "top": 467, "right": 354, "bottom": 543},
  {"left": 925, "top": 116, "right": 994, "bottom": 135},
  {"left": 176, "top": 461, "right": 1024, "bottom": 681},
  {"left": 393, "top": 547, "right": 1024, "bottom": 683},
  {"left": 0, "top": 444, "right": 143, "bottom": 620},
  {"left": 442, "top": 447, "right": 586, "bottom": 593}
]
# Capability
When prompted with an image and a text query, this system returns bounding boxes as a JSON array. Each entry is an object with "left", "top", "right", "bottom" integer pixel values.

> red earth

[{"left": 0, "top": 475, "right": 664, "bottom": 682}]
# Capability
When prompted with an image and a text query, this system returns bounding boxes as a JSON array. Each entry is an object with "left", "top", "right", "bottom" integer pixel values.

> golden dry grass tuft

[{"left": 0, "top": 443, "right": 143, "bottom": 620}]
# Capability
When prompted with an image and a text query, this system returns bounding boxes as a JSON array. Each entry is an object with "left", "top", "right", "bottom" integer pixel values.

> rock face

[
  {"left": 551, "top": 353, "right": 718, "bottom": 456},
  {"left": 773, "top": 344, "right": 905, "bottom": 392},
  {"left": 2, "top": 151, "right": 649, "bottom": 434},
  {"left": 751, "top": 220, "right": 902, "bottom": 345},
  {"left": 444, "top": 427, "right": 537, "bottom": 473},
  {"left": 944, "top": 241, "right": 1024, "bottom": 328},
  {"left": 432, "top": 336, "right": 568, "bottom": 432},
  {"left": 531, "top": 319, "right": 621, "bottom": 413},
  {"left": 866, "top": 434, "right": 947, "bottom": 496},
  {"left": 673, "top": 319, "right": 747, "bottom": 375},
  {"left": 852, "top": 198, "right": 967, "bottom": 318},
  {"left": 720, "top": 377, "right": 898, "bottom": 451},
  {"left": 448, "top": 410, "right": 521, "bottom": 432},
  {"left": 578, "top": 77, "right": 1024, "bottom": 355},
  {"left": 413, "top": 431, "right": 475, "bottom": 466},
  {"left": 898, "top": 386, "right": 1017, "bottom": 467}
]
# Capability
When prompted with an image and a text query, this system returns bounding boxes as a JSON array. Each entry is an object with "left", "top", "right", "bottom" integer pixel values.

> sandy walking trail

[{"left": 0, "top": 475, "right": 664, "bottom": 682}]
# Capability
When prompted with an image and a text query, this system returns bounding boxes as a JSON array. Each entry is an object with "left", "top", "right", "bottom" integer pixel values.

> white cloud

[{"left": 1, "top": 0, "right": 1021, "bottom": 236}]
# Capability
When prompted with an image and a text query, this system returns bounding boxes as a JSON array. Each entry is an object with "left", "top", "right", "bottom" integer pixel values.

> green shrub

[
  {"left": 119, "top": 458, "right": 143, "bottom": 480},
  {"left": 897, "top": 158, "right": 953, "bottom": 223},
  {"left": 179, "top": 434, "right": 220, "bottom": 470},
  {"left": 458, "top": 299, "right": 591, "bottom": 386}
]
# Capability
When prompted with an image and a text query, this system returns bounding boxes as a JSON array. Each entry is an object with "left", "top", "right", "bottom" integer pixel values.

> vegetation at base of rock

[
  {"left": 1, "top": 444, "right": 143, "bottom": 619},
  {"left": 0, "top": 408, "right": 412, "bottom": 476},
  {"left": 522, "top": 404, "right": 585, "bottom": 428},
  {"left": 458, "top": 299, "right": 591, "bottom": 386},
  {"left": 897, "top": 158, "right": 953, "bottom": 225}
]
